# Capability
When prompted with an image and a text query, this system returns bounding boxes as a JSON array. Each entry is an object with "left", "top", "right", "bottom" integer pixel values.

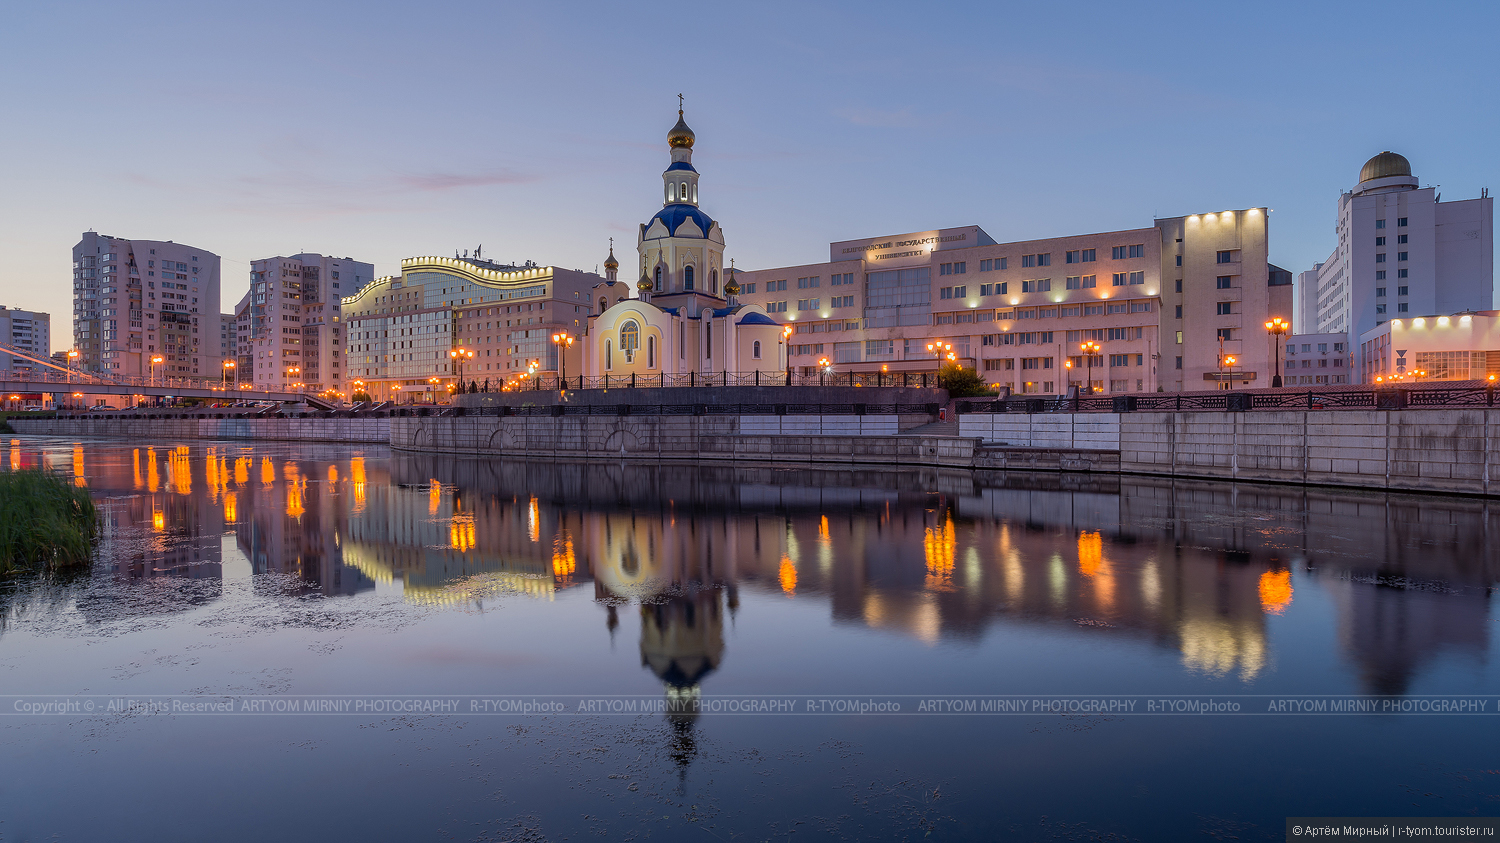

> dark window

[
  {"left": 1216, "top": 251, "right": 1233, "bottom": 264},
  {"left": 1216, "top": 276, "right": 1232, "bottom": 289}
]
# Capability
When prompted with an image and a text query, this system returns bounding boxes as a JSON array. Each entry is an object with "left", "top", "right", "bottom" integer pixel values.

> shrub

[
  {"left": 0, "top": 470, "right": 98, "bottom": 574},
  {"left": 937, "top": 362, "right": 992, "bottom": 398}
]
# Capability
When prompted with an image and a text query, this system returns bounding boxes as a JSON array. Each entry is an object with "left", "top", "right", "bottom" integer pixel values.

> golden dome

[
  {"left": 604, "top": 248, "right": 618, "bottom": 270},
  {"left": 722, "top": 266, "right": 740, "bottom": 296},
  {"left": 638, "top": 272, "right": 653, "bottom": 293},
  {"left": 1360, "top": 151, "right": 1412, "bottom": 183},
  {"left": 668, "top": 110, "right": 695, "bottom": 149}
]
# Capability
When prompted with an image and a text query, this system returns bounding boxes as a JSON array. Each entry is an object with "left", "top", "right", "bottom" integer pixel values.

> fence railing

[
  {"left": 460, "top": 402, "right": 941, "bottom": 417},
  {"left": 956, "top": 386, "right": 1500, "bottom": 415},
  {"left": 460, "top": 370, "right": 943, "bottom": 393}
]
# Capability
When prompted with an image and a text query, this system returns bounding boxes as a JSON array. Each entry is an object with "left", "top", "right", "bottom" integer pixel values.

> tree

[
  {"left": 351, "top": 391, "right": 371, "bottom": 403},
  {"left": 937, "top": 362, "right": 991, "bottom": 397}
]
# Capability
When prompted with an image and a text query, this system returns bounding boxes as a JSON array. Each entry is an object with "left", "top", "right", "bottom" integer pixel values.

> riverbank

[{"left": 0, "top": 469, "right": 96, "bottom": 573}]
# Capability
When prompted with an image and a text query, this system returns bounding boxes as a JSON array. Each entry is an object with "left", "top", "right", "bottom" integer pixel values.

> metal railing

[
  {"left": 957, "top": 385, "right": 1500, "bottom": 414},
  {"left": 457, "top": 370, "right": 943, "bottom": 393},
  {"left": 459, "top": 402, "right": 941, "bottom": 418}
]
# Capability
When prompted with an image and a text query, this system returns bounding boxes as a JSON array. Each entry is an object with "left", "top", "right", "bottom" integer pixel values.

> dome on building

[
  {"left": 638, "top": 272, "right": 653, "bottom": 293},
  {"left": 1360, "top": 151, "right": 1412, "bottom": 184},
  {"left": 668, "top": 110, "right": 695, "bottom": 149},
  {"left": 603, "top": 247, "right": 618, "bottom": 270},
  {"left": 647, "top": 204, "right": 716, "bottom": 239}
]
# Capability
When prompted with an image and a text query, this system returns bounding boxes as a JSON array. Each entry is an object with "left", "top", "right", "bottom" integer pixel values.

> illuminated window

[{"left": 620, "top": 321, "right": 639, "bottom": 362}]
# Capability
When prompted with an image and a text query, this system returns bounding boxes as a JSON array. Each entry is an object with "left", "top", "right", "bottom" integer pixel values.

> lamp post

[
  {"left": 66, "top": 349, "right": 79, "bottom": 383},
  {"left": 286, "top": 365, "right": 301, "bottom": 392},
  {"left": 449, "top": 347, "right": 473, "bottom": 388},
  {"left": 1265, "top": 317, "right": 1289, "bottom": 387},
  {"left": 1222, "top": 354, "right": 1238, "bottom": 387},
  {"left": 149, "top": 355, "right": 164, "bottom": 388},
  {"left": 551, "top": 332, "right": 574, "bottom": 391},
  {"left": 1080, "top": 341, "right": 1101, "bottom": 394},
  {"left": 817, "top": 356, "right": 832, "bottom": 386},
  {"left": 1064, "top": 359, "right": 1073, "bottom": 392},
  {"left": 222, "top": 360, "right": 235, "bottom": 390}
]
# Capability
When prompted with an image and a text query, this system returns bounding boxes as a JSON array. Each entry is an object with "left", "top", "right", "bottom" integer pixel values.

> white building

[
  {"left": 0, "top": 306, "right": 50, "bottom": 374},
  {"left": 1359, "top": 311, "right": 1500, "bottom": 383},
  {"left": 1301, "top": 152, "right": 1494, "bottom": 380},
  {"left": 1280, "top": 332, "right": 1351, "bottom": 386},
  {"left": 244, "top": 253, "right": 374, "bottom": 394}
]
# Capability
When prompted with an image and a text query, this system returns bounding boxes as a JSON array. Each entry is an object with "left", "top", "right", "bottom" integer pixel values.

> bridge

[{"left": 0, "top": 340, "right": 307, "bottom": 404}]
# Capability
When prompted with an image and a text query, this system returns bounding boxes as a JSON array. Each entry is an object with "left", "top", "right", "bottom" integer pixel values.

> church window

[
  {"left": 753, "top": 340, "right": 762, "bottom": 359},
  {"left": 620, "top": 320, "right": 640, "bottom": 362},
  {"left": 647, "top": 335, "right": 656, "bottom": 368},
  {"left": 667, "top": 183, "right": 676, "bottom": 202},
  {"left": 684, "top": 265, "right": 695, "bottom": 291},
  {"left": 598, "top": 298, "right": 607, "bottom": 314},
  {"left": 605, "top": 339, "right": 612, "bottom": 370},
  {"left": 680, "top": 182, "right": 688, "bottom": 201},
  {"left": 654, "top": 266, "right": 663, "bottom": 290},
  {"left": 691, "top": 183, "right": 697, "bottom": 203},
  {"left": 711, "top": 269, "right": 718, "bottom": 294}
]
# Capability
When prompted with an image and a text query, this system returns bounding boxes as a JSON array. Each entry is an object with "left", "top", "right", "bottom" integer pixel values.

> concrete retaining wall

[
  {"left": 11, "top": 417, "right": 389, "bottom": 444},
  {"left": 391, "top": 416, "right": 975, "bottom": 468},
  {"left": 958, "top": 413, "right": 1122, "bottom": 449}
]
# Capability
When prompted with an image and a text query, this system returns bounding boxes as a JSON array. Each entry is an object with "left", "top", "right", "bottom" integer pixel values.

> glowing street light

[
  {"left": 222, "top": 360, "right": 235, "bottom": 390},
  {"left": 551, "top": 332, "right": 574, "bottom": 389},
  {"left": 449, "top": 347, "right": 474, "bottom": 386},
  {"left": 1265, "top": 317, "right": 1289, "bottom": 387},
  {"left": 149, "top": 355, "right": 164, "bottom": 387},
  {"left": 1080, "top": 341, "right": 1102, "bottom": 394}
]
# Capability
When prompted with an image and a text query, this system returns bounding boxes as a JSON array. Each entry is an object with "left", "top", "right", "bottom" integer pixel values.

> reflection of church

[{"left": 581, "top": 107, "right": 787, "bottom": 380}]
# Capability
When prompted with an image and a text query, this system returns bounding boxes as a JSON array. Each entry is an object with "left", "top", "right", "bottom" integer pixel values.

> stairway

[{"left": 903, "top": 418, "right": 960, "bottom": 436}]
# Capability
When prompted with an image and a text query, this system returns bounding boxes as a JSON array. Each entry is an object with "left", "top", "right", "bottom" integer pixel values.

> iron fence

[
  {"left": 956, "top": 386, "right": 1500, "bottom": 414},
  {"left": 459, "top": 370, "right": 943, "bottom": 393}
]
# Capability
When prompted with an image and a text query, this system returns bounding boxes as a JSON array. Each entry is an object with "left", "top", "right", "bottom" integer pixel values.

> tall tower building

[
  {"left": 638, "top": 105, "right": 727, "bottom": 311},
  {"left": 0, "top": 306, "right": 51, "bottom": 374},
  {"left": 245, "top": 253, "right": 374, "bottom": 393},
  {"left": 1303, "top": 152, "right": 1494, "bottom": 378},
  {"left": 71, "top": 233, "right": 222, "bottom": 378}
]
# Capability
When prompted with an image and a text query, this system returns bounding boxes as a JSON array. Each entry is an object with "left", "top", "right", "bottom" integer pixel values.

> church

[{"left": 580, "top": 106, "right": 787, "bottom": 380}]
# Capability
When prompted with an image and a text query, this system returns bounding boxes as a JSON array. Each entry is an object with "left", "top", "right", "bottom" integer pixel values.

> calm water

[{"left": 2, "top": 437, "right": 1499, "bottom": 841}]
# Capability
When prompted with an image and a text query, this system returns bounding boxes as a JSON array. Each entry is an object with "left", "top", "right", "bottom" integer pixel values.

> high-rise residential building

[
  {"left": 244, "top": 254, "right": 374, "bottom": 394},
  {"left": 0, "top": 306, "right": 51, "bottom": 374},
  {"left": 341, "top": 256, "right": 603, "bottom": 402},
  {"left": 71, "top": 233, "right": 222, "bottom": 378},
  {"left": 734, "top": 208, "right": 1289, "bottom": 393},
  {"left": 1301, "top": 152, "right": 1494, "bottom": 380}
]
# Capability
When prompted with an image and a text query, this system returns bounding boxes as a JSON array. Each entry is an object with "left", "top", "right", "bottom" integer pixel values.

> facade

[
  {"left": 734, "top": 210, "right": 1288, "bottom": 393},
  {"left": 1302, "top": 152, "right": 1494, "bottom": 380},
  {"left": 243, "top": 254, "right": 374, "bottom": 394},
  {"left": 71, "top": 233, "right": 222, "bottom": 378},
  {"left": 0, "top": 306, "right": 51, "bottom": 374},
  {"left": 1281, "top": 332, "right": 1352, "bottom": 385},
  {"left": 1359, "top": 311, "right": 1500, "bottom": 383},
  {"left": 580, "top": 109, "right": 787, "bottom": 381},
  {"left": 341, "top": 256, "right": 604, "bottom": 401}
]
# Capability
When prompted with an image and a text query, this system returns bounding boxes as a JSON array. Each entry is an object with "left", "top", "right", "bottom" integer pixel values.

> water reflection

[{"left": 5, "top": 438, "right": 1497, "bottom": 701}]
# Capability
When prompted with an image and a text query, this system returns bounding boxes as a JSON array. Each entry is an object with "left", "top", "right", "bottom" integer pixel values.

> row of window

[
  {"left": 1374, "top": 252, "right": 1410, "bottom": 263},
  {"left": 1375, "top": 303, "right": 1410, "bottom": 314},
  {"left": 1286, "top": 358, "right": 1345, "bottom": 370},
  {"left": 1373, "top": 235, "right": 1409, "bottom": 245},
  {"left": 1374, "top": 269, "right": 1411, "bottom": 280},
  {"left": 1374, "top": 286, "right": 1409, "bottom": 297},
  {"left": 1287, "top": 343, "right": 1346, "bottom": 354},
  {"left": 1374, "top": 218, "right": 1409, "bottom": 229}
]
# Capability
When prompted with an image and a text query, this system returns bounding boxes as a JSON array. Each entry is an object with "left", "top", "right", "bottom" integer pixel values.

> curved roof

[
  {"left": 1360, "top": 151, "right": 1412, "bottom": 183},
  {"left": 736, "top": 312, "right": 779, "bottom": 326},
  {"left": 646, "top": 203, "right": 716, "bottom": 239},
  {"left": 666, "top": 161, "right": 697, "bottom": 173}
]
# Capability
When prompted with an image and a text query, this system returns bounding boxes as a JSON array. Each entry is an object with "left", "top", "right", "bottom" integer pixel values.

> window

[
  {"left": 830, "top": 296, "right": 854, "bottom": 308},
  {"left": 766, "top": 301, "right": 787, "bottom": 312},
  {"left": 1176, "top": 255, "right": 1182, "bottom": 266},
  {"left": 1080, "top": 249, "right": 1094, "bottom": 262},
  {"left": 796, "top": 299, "right": 819, "bottom": 311},
  {"left": 1375, "top": 304, "right": 1386, "bottom": 314},
  {"left": 1217, "top": 328, "right": 1233, "bottom": 341},
  {"left": 980, "top": 259, "right": 994, "bottom": 272},
  {"left": 1175, "top": 356, "right": 1183, "bottom": 369},
  {"left": 742, "top": 282, "right": 756, "bottom": 294},
  {"left": 980, "top": 283, "right": 1006, "bottom": 296},
  {"left": 1398, "top": 285, "right": 1408, "bottom": 296},
  {"left": 797, "top": 276, "right": 820, "bottom": 289},
  {"left": 1130, "top": 302, "right": 1152, "bottom": 313},
  {"left": 1376, "top": 219, "right": 1386, "bottom": 229},
  {"left": 1066, "top": 250, "right": 1079, "bottom": 264},
  {"left": 1376, "top": 253, "right": 1386, "bottom": 263},
  {"left": 1397, "top": 303, "right": 1408, "bottom": 313},
  {"left": 1398, "top": 269, "right": 1408, "bottom": 279},
  {"left": 1112, "top": 273, "right": 1127, "bottom": 287},
  {"left": 1175, "top": 279, "right": 1182, "bottom": 293},
  {"left": 1398, "top": 217, "right": 1408, "bottom": 226},
  {"left": 1376, "top": 270, "right": 1387, "bottom": 280},
  {"left": 1398, "top": 234, "right": 1407, "bottom": 244},
  {"left": 1398, "top": 251, "right": 1408, "bottom": 261},
  {"left": 1130, "top": 244, "right": 1143, "bottom": 258},
  {"left": 831, "top": 273, "right": 854, "bottom": 285},
  {"left": 1376, "top": 287, "right": 1386, "bottom": 297},
  {"left": 1021, "top": 253, "right": 1050, "bottom": 267},
  {"left": 1175, "top": 305, "right": 1182, "bottom": 318},
  {"left": 1317, "top": 343, "right": 1327, "bottom": 353},
  {"left": 1216, "top": 251, "right": 1233, "bottom": 264},
  {"left": 1081, "top": 275, "right": 1096, "bottom": 288},
  {"left": 767, "top": 279, "right": 788, "bottom": 292},
  {"left": 1129, "top": 272, "right": 1144, "bottom": 285},
  {"left": 648, "top": 335, "right": 656, "bottom": 368},
  {"left": 1021, "top": 279, "right": 1051, "bottom": 292},
  {"left": 940, "top": 287, "right": 954, "bottom": 299},
  {"left": 1216, "top": 276, "right": 1232, "bottom": 289},
  {"left": 954, "top": 262, "right": 966, "bottom": 274},
  {"left": 1176, "top": 331, "right": 1183, "bottom": 345},
  {"left": 752, "top": 340, "right": 761, "bottom": 360},
  {"left": 1111, "top": 245, "right": 1143, "bottom": 259},
  {"left": 1105, "top": 303, "right": 1129, "bottom": 315},
  {"left": 1376, "top": 237, "right": 1386, "bottom": 246},
  {"left": 684, "top": 265, "right": 695, "bottom": 290},
  {"left": 1066, "top": 276, "right": 1081, "bottom": 290}
]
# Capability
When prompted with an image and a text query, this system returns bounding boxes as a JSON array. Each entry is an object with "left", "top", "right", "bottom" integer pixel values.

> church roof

[
  {"left": 736, "top": 312, "right": 779, "bottom": 325},
  {"left": 646, "top": 203, "right": 716, "bottom": 239},
  {"left": 666, "top": 161, "right": 697, "bottom": 173}
]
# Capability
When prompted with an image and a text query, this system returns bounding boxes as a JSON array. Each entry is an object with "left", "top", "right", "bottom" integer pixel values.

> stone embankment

[{"left": 12, "top": 414, "right": 388, "bottom": 443}]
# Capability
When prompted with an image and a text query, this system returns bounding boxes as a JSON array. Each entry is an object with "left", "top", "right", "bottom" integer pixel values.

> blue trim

[
  {"left": 735, "top": 312, "right": 778, "bottom": 325},
  {"left": 665, "top": 162, "right": 697, "bottom": 172}
]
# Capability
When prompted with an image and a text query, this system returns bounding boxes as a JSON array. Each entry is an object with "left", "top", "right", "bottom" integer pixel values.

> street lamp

[
  {"left": 551, "top": 332, "right": 574, "bottom": 390},
  {"left": 449, "top": 347, "right": 473, "bottom": 387},
  {"left": 1080, "top": 341, "right": 1101, "bottom": 394},
  {"left": 817, "top": 356, "right": 832, "bottom": 386},
  {"left": 1064, "top": 358, "right": 1074, "bottom": 392},
  {"left": 66, "top": 349, "right": 79, "bottom": 383},
  {"left": 149, "top": 355, "right": 164, "bottom": 387},
  {"left": 1265, "top": 317, "right": 1289, "bottom": 387},
  {"left": 1222, "top": 354, "right": 1238, "bottom": 387},
  {"left": 222, "top": 360, "right": 235, "bottom": 390},
  {"left": 286, "top": 365, "right": 301, "bottom": 392}
]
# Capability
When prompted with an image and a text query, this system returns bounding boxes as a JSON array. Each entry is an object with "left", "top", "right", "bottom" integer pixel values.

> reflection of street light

[
  {"left": 1265, "top": 317, "right": 1289, "bottom": 387},
  {"left": 1081, "top": 341, "right": 1101, "bottom": 394}
]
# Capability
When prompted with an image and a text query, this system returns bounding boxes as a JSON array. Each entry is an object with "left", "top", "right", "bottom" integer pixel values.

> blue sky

[{"left": 2, "top": 0, "right": 1496, "bottom": 344}]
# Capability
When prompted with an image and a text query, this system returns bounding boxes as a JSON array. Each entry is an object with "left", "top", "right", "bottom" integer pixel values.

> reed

[{"left": 0, "top": 469, "right": 98, "bottom": 574}]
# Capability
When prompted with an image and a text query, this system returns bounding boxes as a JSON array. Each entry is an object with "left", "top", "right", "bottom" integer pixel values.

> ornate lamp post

[
  {"left": 551, "top": 332, "right": 574, "bottom": 390},
  {"left": 222, "top": 360, "right": 235, "bottom": 390},
  {"left": 149, "top": 355, "right": 164, "bottom": 388},
  {"left": 1265, "top": 317, "right": 1289, "bottom": 387},
  {"left": 449, "top": 347, "right": 473, "bottom": 388},
  {"left": 285, "top": 365, "right": 301, "bottom": 392},
  {"left": 1080, "top": 341, "right": 1101, "bottom": 394},
  {"left": 1064, "top": 358, "right": 1073, "bottom": 392}
]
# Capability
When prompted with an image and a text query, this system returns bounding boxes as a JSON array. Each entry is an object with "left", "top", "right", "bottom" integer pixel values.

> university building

[
  {"left": 734, "top": 213, "right": 1291, "bottom": 393},
  {"left": 71, "top": 232, "right": 222, "bottom": 378}
]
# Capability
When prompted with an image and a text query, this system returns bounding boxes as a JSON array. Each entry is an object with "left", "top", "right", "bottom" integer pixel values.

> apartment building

[
  {"left": 1302, "top": 152, "right": 1494, "bottom": 381},
  {"left": 1281, "top": 332, "right": 1352, "bottom": 385},
  {"left": 0, "top": 306, "right": 51, "bottom": 374},
  {"left": 71, "top": 233, "right": 222, "bottom": 378},
  {"left": 341, "top": 256, "right": 604, "bottom": 401},
  {"left": 733, "top": 210, "right": 1288, "bottom": 393},
  {"left": 243, "top": 253, "right": 374, "bottom": 394}
]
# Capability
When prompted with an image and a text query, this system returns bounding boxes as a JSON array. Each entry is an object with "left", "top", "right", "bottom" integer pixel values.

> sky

[{"left": 2, "top": 0, "right": 1497, "bottom": 349}]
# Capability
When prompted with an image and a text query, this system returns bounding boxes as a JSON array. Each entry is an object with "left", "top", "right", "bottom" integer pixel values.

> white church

[{"left": 580, "top": 107, "right": 787, "bottom": 380}]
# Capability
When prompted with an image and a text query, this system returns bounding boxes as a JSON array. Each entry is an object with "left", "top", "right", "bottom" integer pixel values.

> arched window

[
  {"left": 647, "top": 335, "right": 656, "bottom": 369},
  {"left": 684, "top": 265, "right": 694, "bottom": 291},
  {"left": 680, "top": 182, "right": 688, "bottom": 201},
  {"left": 605, "top": 339, "right": 612, "bottom": 371},
  {"left": 753, "top": 340, "right": 762, "bottom": 359},
  {"left": 711, "top": 269, "right": 718, "bottom": 294},
  {"left": 620, "top": 320, "right": 640, "bottom": 362},
  {"left": 667, "top": 182, "right": 676, "bottom": 202},
  {"left": 598, "top": 297, "right": 606, "bottom": 314},
  {"left": 654, "top": 266, "right": 662, "bottom": 290},
  {"left": 691, "top": 183, "right": 697, "bottom": 203}
]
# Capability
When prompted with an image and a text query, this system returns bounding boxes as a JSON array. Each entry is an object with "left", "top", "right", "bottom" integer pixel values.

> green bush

[
  {"left": 937, "top": 362, "right": 993, "bottom": 398},
  {"left": 0, "top": 470, "right": 98, "bottom": 574}
]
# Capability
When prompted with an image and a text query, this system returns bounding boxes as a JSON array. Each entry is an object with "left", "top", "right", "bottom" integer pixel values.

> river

[{"left": 1, "top": 436, "right": 1498, "bottom": 841}]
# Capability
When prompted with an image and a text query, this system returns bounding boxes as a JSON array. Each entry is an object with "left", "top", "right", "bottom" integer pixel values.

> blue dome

[
  {"left": 665, "top": 161, "right": 697, "bottom": 172},
  {"left": 736, "top": 312, "right": 779, "bottom": 325},
  {"left": 646, "top": 203, "right": 716, "bottom": 239}
]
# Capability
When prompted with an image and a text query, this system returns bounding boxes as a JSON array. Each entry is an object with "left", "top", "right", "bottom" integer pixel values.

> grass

[{"left": 0, "top": 469, "right": 98, "bottom": 574}]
